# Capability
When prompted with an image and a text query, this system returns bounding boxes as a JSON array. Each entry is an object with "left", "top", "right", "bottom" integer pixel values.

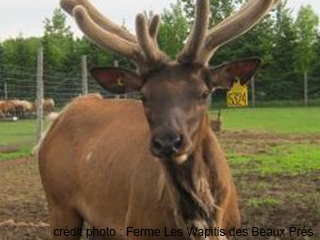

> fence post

[
  {"left": 304, "top": 71, "right": 308, "bottom": 106},
  {"left": 114, "top": 60, "right": 120, "bottom": 99},
  {"left": 4, "top": 81, "right": 8, "bottom": 100},
  {"left": 36, "top": 47, "right": 44, "bottom": 141},
  {"left": 251, "top": 77, "right": 256, "bottom": 107},
  {"left": 82, "top": 55, "right": 88, "bottom": 95},
  {"left": 207, "top": 94, "right": 212, "bottom": 109}
]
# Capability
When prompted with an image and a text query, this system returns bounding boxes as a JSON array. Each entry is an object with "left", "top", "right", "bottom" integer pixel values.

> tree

[
  {"left": 180, "top": 0, "right": 243, "bottom": 26},
  {"left": 258, "top": 1, "right": 299, "bottom": 101},
  {"left": 42, "top": 8, "right": 74, "bottom": 72},
  {"left": 2, "top": 35, "right": 39, "bottom": 68},
  {"left": 158, "top": 1, "right": 189, "bottom": 59},
  {"left": 294, "top": 5, "right": 319, "bottom": 104},
  {"left": 295, "top": 5, "right": 319, "bottom": 75}
]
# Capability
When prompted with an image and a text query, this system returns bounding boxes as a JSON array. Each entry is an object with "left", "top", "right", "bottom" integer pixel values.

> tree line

[{"left": 0, "top": 0, "right": 319, "bottom": 103}]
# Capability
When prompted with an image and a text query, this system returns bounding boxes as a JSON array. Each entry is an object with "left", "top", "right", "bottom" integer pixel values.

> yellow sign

[{"left": 227, "top": 80, "right": 248, "bottom": 107}]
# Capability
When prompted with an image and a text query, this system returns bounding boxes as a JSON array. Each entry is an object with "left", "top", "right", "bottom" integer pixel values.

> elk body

[{"left": 38, "top": 0, "right": 277, "bottom": 239}]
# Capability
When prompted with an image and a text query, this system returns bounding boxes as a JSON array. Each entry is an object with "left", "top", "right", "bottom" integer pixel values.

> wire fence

[{"left": 0, "top": 49, "right": 319, "bottom": 151}]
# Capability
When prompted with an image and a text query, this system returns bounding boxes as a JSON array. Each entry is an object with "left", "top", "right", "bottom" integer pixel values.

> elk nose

[{"left": 152, "top": 135, "right": 183, "bottom": 158}]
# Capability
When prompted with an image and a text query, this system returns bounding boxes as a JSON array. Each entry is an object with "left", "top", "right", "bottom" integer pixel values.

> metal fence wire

[{"left": 0, "top": 51, "right": 319, "bottom": 150}]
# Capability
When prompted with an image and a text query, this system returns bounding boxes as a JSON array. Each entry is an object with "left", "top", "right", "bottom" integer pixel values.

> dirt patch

[
  {"left": 217, "top": 130, "right": 320, "bottom": 156},
  {"left": 236, "top": 171, "right": 320, "bottom": 240},
  {"left": 0, "top": 158, "right": 32, "bottom": 169},
  {"left": 0, "top": 147, "right": 19, "bottom": 154},
  {"left": 0, "top": 160, "right": 50, "bottom": 240},
  {"left": 0, "top": 132, "right": 319, "bottom": 239}
]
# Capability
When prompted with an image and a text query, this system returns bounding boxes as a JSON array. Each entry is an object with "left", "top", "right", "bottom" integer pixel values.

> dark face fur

[
  {"left": 141, "top": 65, "right": 210, "bottom": 163},
  {"left": 90, "top": 58, "right": 261, "bottom": 164}
]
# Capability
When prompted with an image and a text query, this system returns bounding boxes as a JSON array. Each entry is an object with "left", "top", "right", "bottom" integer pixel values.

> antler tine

[
  {"left": 73, "top": 6, "right": 140, "bottom": 61},
  {"left": 149, "top": 15, "right": 161, "bottom": 42},
  {"left": 177, "top": 0, "right": 209, "bottom": 65},
  {"left": 136, "top": 14, "right": 169, "bottom": 65},
  {"left": 60, "top": 0, "right": 136, "bottom": 43},
  {"left": 200, "top": 0, "right": 279, "bottom": 64}
]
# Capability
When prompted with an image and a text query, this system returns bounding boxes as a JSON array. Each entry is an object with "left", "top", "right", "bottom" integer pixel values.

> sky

[{"left": 0, "top": 0, "right": 319, "bottom": 41}]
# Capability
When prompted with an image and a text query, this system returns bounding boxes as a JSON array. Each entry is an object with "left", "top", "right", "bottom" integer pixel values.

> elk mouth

[
  {"left": 174, "top": 153, "right": 190, "bottom": 165},
  {"left": 150, "top": 146, "right": 193, "bottom": 165},
  {"left": 150, "top": 133, "right": 192, "bottom": 163}
]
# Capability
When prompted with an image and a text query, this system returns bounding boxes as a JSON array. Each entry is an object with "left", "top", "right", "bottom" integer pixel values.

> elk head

[{"left": 61, "top": 0, "right": 278, "bottom": 164}]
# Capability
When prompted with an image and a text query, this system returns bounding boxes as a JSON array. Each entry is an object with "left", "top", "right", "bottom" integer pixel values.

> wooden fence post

[
  {"left": 304, "top": 71, "right": 308, "bottom": 106},
  {"left": 4, "top": 81, "right": 8, "bottom": 100},
  {"left": 82, "top": 55, "right": 88, "bottom": 96},
  {"left": 251, "top": 77, "right": 256, "bottom": 107},
  {"left": 36, "top": 47, "right": 44, "bottom": 142},
  {"left": 114, "top": 60, "right": 120, "bottom": 99}
]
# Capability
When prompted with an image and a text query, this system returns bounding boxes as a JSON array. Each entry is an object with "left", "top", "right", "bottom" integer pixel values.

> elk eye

[{"left": 201, "top": 90, "right": 211, "bottom": 100}]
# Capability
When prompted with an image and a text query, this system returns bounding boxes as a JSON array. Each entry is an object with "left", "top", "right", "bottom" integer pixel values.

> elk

[{"left": 38, "top": 0, "right": 277, "bottom": 239}]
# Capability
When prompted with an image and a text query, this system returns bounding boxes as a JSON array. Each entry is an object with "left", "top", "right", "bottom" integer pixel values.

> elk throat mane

[{"left": 163, "top": 137, "right": 218, "bottom": 230}]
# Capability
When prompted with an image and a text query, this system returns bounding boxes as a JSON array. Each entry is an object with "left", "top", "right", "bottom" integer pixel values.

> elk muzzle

[{"left": 151, "top": 129, "right": 190, "bottom": 164}]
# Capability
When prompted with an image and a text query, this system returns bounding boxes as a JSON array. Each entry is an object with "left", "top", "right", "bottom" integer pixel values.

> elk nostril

[
  {"left": 153, "top": 138, "right": 163, "bottom": 152},
  {"left": 173, "top": 136, "right": 183, "bottom": 151}
]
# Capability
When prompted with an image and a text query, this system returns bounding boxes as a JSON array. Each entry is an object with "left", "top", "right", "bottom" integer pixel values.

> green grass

[
  {"left": 0, "top": 147, "right": 33, "bottom": 161},
  {"left": 229, "top": 144, "right": 320, "bottom": 175},
  {"left": 247, "top": 197, "right": 279, "bottom": 208},
  {"left": 210, "top": 107, "right": 320, "bottom": 134},
  {"left": 257, "top": 144, "right": 320, "bottom": 174},
  {"left": 0, "top": 120, "right": 37, "bottom": 147},
  {"left": 1, "top": 107, "right": 320, "bottom": 161},
  {"left": 0, "top": 120, "right": 36, "bottom": 161}
]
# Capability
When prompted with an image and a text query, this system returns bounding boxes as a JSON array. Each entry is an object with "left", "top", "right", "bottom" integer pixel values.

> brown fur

[
  {"left": 39, "top": 1, "right": 277, "bottom": 239},
  {"left": 38, "top": 95, "right": 240, "bottom": 239}
]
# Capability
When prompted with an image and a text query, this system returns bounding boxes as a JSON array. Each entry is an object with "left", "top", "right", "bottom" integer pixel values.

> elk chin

[{"left": 175, "top": 154, "right": 189, "bottom": 165}]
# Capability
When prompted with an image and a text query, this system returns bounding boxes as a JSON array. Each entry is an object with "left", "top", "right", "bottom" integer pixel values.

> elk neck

[{"left": 162, "top": 112, "right": 218, "bottom": 229}]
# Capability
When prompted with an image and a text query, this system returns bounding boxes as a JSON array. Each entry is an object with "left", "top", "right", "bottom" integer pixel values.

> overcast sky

[{"left": 0, "top": 0, "right": 319, "bottom": 41}]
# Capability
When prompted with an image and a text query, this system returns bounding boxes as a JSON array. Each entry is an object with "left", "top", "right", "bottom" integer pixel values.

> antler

[
  {"left": 177, "top": 0, "right": 210, "bottom": 65},
  {"left": 60, "top": 0, "right": 169, "bottom": 73},
  {"left": 61, "top": 0, "right": 136, "bottom": 43},
  {"left": 199, "top": 0, "right": 278, "bottom": 64},
  {"left": 178, "top": 0, "right": 278, "bottom": 65},
  {"left": 61, "top": 0, "right": 278, "bottom": 71}
]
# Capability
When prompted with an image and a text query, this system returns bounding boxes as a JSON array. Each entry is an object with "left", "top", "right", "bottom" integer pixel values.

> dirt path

[{"left": 0, "top": 131, "right": 319, "bottom": 240}]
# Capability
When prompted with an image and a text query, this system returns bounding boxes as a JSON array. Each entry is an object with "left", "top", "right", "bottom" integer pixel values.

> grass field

[
  {"left": 210, "top": 107, "right": 320, "bottom": 134},
  {"left": 0, "top": 107, "right": 319, "bottom": 239},
  {"left": 0, "top": 120, "right": 36, "bottom": 147}
]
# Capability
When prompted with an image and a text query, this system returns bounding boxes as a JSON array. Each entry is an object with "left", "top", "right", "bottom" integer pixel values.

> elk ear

[
  {"left": 90, "top": 67, "right": 143, "bottom": 94},
  {"left": 206, "top": 58, "right": 262, "bottom": 90}
]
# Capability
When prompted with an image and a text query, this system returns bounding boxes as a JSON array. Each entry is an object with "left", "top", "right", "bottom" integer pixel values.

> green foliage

[
  {"left": 2, "top": 35, "right": 40, "bottom": 68},
  {"left": 257, "top": 1, "right": 300, "bottom": 101},
  {"left": 42, "top": 8, "right": 74, "bottom": 72},
  {"left": 0, "top": 1, "right": 319, "bottom": 102},
  {"left": 180, "top": 0, "right": 243, "bottom": 26},
  {"left": 295, "top": 5, "right": 319, "bottom": 74},
  {"left": 158, "top": 1, "right": 189, "bottom": 59}
]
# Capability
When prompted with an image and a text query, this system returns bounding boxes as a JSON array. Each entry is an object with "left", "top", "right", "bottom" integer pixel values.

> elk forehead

[
  {"left": 141, "top": 65, "right": 209, "bottom": 163},
  {"left": 142, "top": 66, "right": 209, "bottom": 102},
  {"left": 141, "top": 65, "right": 209, "bottom": 124}
]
